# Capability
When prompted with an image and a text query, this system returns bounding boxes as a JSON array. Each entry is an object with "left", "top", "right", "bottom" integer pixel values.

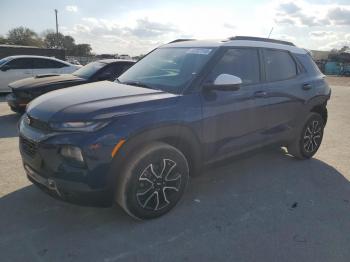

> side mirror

[
  {"left": 205, "top": 74, "right": 242, "bottom": 91},
  {"left": 0, "top": 65, "right": 10, "bottom": 72}
]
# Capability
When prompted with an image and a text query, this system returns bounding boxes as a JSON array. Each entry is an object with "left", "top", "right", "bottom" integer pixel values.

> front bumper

[
  {"left": 18, "top": 117, "right": 123, "bottom": 207},
  {"left": 6, "top": 93, "right": 28, "bottom": 113},
  {"left": 24, "top": 163, "right": 113, "bottom": 206}
]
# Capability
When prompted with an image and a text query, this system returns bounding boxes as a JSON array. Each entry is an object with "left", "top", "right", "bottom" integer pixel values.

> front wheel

[
  {"left": 288, "top": 113, "right": 325, "bottom": 159},
  {"left": 115, "top": 142, "right": 189, "bottom": 220}
]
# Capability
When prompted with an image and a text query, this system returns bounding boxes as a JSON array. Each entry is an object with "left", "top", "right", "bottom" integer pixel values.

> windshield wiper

[{"left": 120, "top": 80, "right": 157, "bottom": 90}]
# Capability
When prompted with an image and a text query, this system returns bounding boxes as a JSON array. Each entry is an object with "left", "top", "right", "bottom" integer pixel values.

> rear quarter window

[
  {"left": 294, "top": 53, "right": 323, "bottom": 76},
  {"left": 263, "top": 49, "right": 297, "bottom": 81}
]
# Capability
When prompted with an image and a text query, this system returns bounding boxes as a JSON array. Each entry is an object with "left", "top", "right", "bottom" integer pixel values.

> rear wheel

[
  {"left": 288, "top": 113, "right": 324, "bottom": 159},
  {"left": 115, "top": 142, "right": 189, "bottom": 220}
]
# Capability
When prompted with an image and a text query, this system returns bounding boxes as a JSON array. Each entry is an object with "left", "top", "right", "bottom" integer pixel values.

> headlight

[
  {"left": 50, "top": 121, "right": 109, "bottom": 132},
  {"left": 60, "top": 145, "right": 84, "bottom": 165}
]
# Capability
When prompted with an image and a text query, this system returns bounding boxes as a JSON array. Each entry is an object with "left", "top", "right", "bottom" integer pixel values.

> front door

[
  {"left": 200, "top": 47, "right": 272, "bottom": 160},
  {"left": 0, "top": 58, "right": 33, "bottom": 91}
]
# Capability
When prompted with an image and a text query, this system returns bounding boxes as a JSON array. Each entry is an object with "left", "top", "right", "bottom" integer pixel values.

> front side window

[
  {"left": 118, "top": 47, "right": 214, "bottom": 94},
  {"left": 264, "top": 49, "right": 297, "bottom": 81},
  {"left": 7, "top": 58, "right": 32, "bottom": 69},
  {"left": 0, "top": 57, "right": 10, "bottom": 67},
  {"left": 205, "top": 48, "right": 260, "bottom": 85}
]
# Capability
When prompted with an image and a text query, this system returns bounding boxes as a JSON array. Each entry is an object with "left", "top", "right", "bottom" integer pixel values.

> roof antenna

[{"left": 268, "top": 27, "right": 274, "bottom": 38}]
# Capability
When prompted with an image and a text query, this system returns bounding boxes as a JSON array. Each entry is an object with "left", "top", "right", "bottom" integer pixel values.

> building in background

[{"left": 0, "top": 44, "right": 65, "bottom": 60}]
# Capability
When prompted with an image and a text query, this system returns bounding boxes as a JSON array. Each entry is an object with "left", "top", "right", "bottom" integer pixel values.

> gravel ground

[{"left": 0, "top": 79, "right": 350, "bottom": 262}]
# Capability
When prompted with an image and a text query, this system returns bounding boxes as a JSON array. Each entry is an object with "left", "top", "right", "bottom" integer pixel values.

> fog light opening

[{"left": 60, "top": 145, "right": 85, "bottom": 166}]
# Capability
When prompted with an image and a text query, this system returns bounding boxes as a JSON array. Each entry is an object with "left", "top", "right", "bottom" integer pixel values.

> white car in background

[{"left": 0, "top": 55, "right": 81, "bottom": 92}]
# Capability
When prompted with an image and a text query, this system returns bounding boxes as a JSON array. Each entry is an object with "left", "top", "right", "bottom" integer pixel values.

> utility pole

[{"left": 54, "top": 9, "right": 59, "bottom": 48}]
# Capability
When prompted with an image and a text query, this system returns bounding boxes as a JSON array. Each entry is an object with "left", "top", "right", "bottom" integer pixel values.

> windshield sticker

[{"left": 186, "top": 48, "right": 212, "bottom": 55}]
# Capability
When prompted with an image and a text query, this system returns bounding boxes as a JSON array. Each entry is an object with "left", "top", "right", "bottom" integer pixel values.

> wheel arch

[
  {"left": 111, "top": 124, "right": 203, "bottom": 177},
  {"left": 306, "top": 95, "right": 329, "bottom": 125},
  {"left": 310, "top": 104, "right": 328, "bottom": 124}
]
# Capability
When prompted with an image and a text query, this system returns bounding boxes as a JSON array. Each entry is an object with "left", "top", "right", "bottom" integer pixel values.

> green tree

[
  {"left": 339, "top": 46, "right": 349, "bottom": 53},
  {"left": 0, "top": 35, "right": 7, "bottom": 44},
  {"left": 72, "top": 44, "right": 92, "bottom": 56},
  {"left": 7, "top": 26, "right": 42, "bottom": 46},
  {"left": 43, "top": 31, "right": 65, "bottom": 48},
  {"left": 63, "top": 35, "right": 75, "bottom": 52},
  {"left": 43, "top": 31, "right": 76, "bottom": 54}
]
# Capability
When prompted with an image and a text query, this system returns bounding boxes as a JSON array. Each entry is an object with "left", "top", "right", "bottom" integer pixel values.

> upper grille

[{"left": 20, "top": 136, "right": 38, "bottom": 157}]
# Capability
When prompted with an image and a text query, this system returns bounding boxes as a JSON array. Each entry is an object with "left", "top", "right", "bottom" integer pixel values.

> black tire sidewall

[{"left": 122, "top": 143, "right": 189, "bottom": 219}]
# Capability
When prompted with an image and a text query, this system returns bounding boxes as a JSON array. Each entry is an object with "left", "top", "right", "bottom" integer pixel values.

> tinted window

[
  {"left": 206, "top": 48, "right": 260, "bottom": 85},
  {"left": 7, "top": 58, "right": 33, "bottom": 69},
  {"left": 0, "top": 57, "right": 10, "bottom": 66},
  {"left": 32, "top": 58, "right": 67, "bottom": 69},
  {"left": 73, "top": 61, "right": 106, "bottom": 79},
  {"left": 98, "top": 62, "right": 134, "bottom": 80},
  {"left": 264, "top": 49, "right": 297, "bottom": 81}
]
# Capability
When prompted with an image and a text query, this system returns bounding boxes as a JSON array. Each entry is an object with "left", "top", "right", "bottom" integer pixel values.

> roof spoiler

[
  {"left": 168, "top": 39, "right": 196, "bottom": 44},
  {"left": 227, "top": 36, "right": 295, "bottom": 46}
]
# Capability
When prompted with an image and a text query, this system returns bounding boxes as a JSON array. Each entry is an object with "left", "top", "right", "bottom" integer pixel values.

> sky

[{"left": 1, "top": 0, "right": 350, "bottom": 55}]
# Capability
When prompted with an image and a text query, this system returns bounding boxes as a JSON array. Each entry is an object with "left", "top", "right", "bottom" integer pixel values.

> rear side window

[
  {"left": 264, "top": 49, "right": 297, "bottom": 81},
  {"left": 32, "top": 58, "right": 67, "bottom": 69},
  {"left": 295, "top": 53, "right": 322, "bottom": 76},
  {"left": 7, "top": 58, "right": 33, "bottom": 69},
  {"left": 206, "top": 48, "right": 260, "bottom": 85}
]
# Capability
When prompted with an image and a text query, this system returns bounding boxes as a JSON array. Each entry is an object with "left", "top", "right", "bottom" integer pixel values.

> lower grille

[{"left": 20, "top": 136, "right": 38, "bottom": 157}]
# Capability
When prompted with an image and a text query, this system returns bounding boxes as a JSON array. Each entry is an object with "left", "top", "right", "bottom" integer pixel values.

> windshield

[
  {"left": 0, "top": 57, "right": 10, "bottom": 67},
  {"left": 117, "top": 47, "right": 214, "bottom": 94},
  {"left": 73, "top": 61, "right": 105, "bottom": 79}
]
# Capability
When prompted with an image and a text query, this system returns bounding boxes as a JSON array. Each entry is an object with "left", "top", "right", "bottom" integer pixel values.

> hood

[
  {"left": 9, "top": 74, "right": 86, "bottom": 90},
  {"left": 27, "top": 81, "right": 179, "bottom": 122}
]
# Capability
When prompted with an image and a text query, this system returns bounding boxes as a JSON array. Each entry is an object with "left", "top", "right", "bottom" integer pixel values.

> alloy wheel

[
  {"left": 303, "top": 120, "right": 322, "bottom": 153},
  {"left": 136, "top": 159, "right": 182, "bottom": 211}
]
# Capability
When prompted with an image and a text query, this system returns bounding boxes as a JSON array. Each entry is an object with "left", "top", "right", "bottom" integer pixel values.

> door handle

[
  {"left": 302, "top": 83, "right": 312, "bottom": 90},
  {"left": 254, "top": 91, "right": 267, "bottom": 98}
]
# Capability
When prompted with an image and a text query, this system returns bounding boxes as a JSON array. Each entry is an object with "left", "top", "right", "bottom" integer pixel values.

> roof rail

[
  {"left": 168, "top": 39, "right": 195, "bottom": 44},
  {"left": 227, "top": 36, "right": 295, "bottom": 46}
]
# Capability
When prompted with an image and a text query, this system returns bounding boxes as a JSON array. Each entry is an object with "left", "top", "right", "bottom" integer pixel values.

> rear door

[
  {"left": 31, "top": 58, "right": 66, "bottom": 76},
  {"left": 261, "top": 48, "right": 304, "bottom": 141},
  {"left": 200, "top": 47, "right": 272, "bottom": 160},
  {"left": 0, "top": 58, "right": 33, "bottom": 91}
]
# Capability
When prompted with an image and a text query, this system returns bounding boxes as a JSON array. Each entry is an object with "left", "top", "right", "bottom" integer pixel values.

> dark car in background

[{"left": 6, "top": 59, "right": 135, "bottom": 112}]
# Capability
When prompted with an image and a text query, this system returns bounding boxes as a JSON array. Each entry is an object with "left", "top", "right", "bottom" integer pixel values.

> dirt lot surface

[{"left": 0, "top": 78, "right": 350, "bottom": 262}]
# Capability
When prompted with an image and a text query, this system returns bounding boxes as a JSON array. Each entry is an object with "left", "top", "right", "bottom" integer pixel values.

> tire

[
  {"left": 288, "top": 113, "right": 325, "bottom": 159},
  {"left": 115, "top": 142, "right": 189, "bottom": 220}
]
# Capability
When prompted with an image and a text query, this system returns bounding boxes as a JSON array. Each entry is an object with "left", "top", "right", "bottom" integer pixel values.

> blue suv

[{"left": 19, "top": 36, "right": 331, "bottom": 219}]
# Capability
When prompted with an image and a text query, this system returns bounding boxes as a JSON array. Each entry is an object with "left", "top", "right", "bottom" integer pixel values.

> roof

[
  {"left": 98, "top": 59, "right": 135, "bottom": 64},
  {"left": 5, "top": 55, "right": 65, "bottom": 60},
  {"left": 163, "top": 37, "right": 307, "bottom": 55},
  {"left": 2, "top": 55, "right": 73, "bottom": 65}
]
